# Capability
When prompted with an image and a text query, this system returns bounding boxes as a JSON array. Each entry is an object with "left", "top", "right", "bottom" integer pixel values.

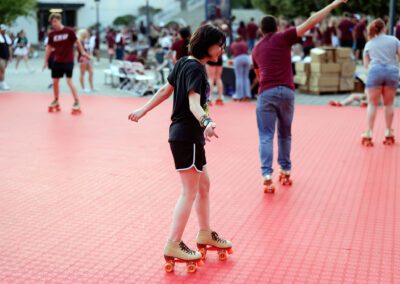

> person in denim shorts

[{"left": 362, "top": 18, "right": 400, "bottom": 146}]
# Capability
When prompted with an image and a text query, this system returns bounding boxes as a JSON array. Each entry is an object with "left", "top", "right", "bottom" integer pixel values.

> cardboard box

[
  {"left": 341, "top": 61, "right": 357, "bottom": 77},
  {"left": 336, "top": 48, "right": 352, "bottom": 59},
  {"left": 295, "top": 62, "right": 310, "bottom": 74},
  {"left": 311, "top": 63, "right": 341, "bottom": 73},
  {"left": 310, "top": 74, "right": 340, "bottom": 87},
  {"left": 294, "top": 73, "right": 309, "bottom": 85},
  {"left": 309, "top": 85, "right": 339, "bottom": 93},
  {"left": 310, "top": 48, "right": 335, "bottom": 63},
  {"left": 340, "top": 77, "right": 355, "bottom": 91}
]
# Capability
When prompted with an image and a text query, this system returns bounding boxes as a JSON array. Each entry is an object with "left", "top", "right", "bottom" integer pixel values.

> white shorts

[{"left": 14, "top": 47, "right": 28, "bottom": 57}]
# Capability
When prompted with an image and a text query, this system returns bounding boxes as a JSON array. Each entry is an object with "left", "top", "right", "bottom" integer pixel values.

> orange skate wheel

[
  {"left": 164, "top": 262, "right": 174, "bottom": 273},
  {"left": 218, "top": 250, "right": 227, "bottom": 261},
  {"left": 187, "top": 263, "right": 197, "bottom": 273}
]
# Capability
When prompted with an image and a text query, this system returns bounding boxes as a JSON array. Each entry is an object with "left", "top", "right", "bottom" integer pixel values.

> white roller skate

[
  {"left": 263, "top": 175, "right": 275, "bottom": 193},
  {"left": 71, "top": 100, "right": 81, "bottom": 115},
  {"left": 383, "top": 129, "right": 395, "bottom": 145},
  {"left": 361, "top": 130, "right": 373, "bottom": 147},
  {"left": 48, "top": 99, "right": 60, "bottom": 113},
  {"left": 196, "top": 230, "right": 233, "bottom": 261},
  {"left": 279, "top": 169, "right": 292, "bottom": 186},
  {"left": 163, "top": 240, "right": 203, "bottom": 273}
]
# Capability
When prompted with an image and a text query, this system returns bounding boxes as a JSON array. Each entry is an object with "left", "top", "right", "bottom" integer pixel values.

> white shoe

[
  {"left": 83, "top": 88, "right": 91, "bottom": 93},
  {"left": 91, "top": 88, "right": 99, "bottom": 92}
]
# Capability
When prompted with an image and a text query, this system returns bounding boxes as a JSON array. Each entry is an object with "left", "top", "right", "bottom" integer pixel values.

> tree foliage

[{"left": 0, "top": 0, "right": 37, "bottom": 25}]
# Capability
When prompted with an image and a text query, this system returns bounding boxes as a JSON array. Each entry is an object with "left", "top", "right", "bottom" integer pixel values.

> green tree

[
  {"left": 251, "top": 0, "right": 400, "bottom": 18},
  {"left": 232, "top": 0, "right": 254, "bottom": 9},
  {"left": 0, "top": 0, "right": 37, "bottom": 25},
  {"left": 113, "top": 15, "right": 136, "bottom": 27},
  {"left": 138, "top": 5, "right": 162, "bottom": 16}
]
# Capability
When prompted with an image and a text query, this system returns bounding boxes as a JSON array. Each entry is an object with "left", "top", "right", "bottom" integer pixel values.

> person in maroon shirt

[
  {"left": 43, "top": 13, "right": 89, "bottom": 114},
  {"left": 354, "top": 18, "right": 368, "bottom": 60},
  {"left": 106, "top": 29, "right": 116, "bottom": 64},
  {"left": 237, "top": 21, "right": 247, "bottom": 42},
  {"left": 338, "top": 12, "right": 354, "bottom": 47},
  {"left": 247, "top": 18, "right": 259, "bottom": 50},
  {"left": 252, "top": 0, "right": 349, "bottom": 193},
  {"left": 230, "top": 36, "right": 250, "bottom": 101},
  {"left": 320, "top": 17, "right": 338, "bottom": 46},
  {"left": 171, "top": 27, "right": 191, "bottom": 64},
  {"left": 395, "top": 19, "right": 400, "bottom": 40}
]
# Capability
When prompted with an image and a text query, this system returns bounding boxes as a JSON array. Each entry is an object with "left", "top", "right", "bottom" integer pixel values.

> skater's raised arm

[
  {"left": 296, "top": 0, "right": 348, "bottom": 37},
  {"left": 128, "top": 83, "right": 174, "bottom": 122},
  {"left": 188, "top": 91, "right": 218, "bottom": 142}
]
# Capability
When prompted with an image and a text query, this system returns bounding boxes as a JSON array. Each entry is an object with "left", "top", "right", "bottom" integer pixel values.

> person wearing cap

[{"left": 0, "top": 24, "right": 12, "bottom": 91}]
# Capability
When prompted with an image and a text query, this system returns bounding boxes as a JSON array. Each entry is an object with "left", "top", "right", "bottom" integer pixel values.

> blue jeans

[
  {"left": 256, "top": 86, "right": 295, "bottom": 176},
  {"left": 233, "top": 54, "right": 251, "bottom": 100},
  {"left": 247, "top": 39, "right": 255, "bottom": 51}
]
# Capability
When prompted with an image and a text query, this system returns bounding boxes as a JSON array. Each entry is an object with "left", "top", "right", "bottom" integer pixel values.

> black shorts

[
  {"left": 52, "top": 62, "right": 74, "bottom": 79},
  {"left": 355, "top": 39, "right": 366, "bottom": 50},
  {"left": 169, "top": 142, "right": 207, "bottom": 172}
]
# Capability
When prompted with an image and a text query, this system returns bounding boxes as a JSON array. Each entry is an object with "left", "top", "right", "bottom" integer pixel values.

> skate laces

[
  {"left": 179, "top": 241, "right": 196, "bottom": 255},
  {"left": 211, "top": 231, "right": 227, "bottom": 244}
]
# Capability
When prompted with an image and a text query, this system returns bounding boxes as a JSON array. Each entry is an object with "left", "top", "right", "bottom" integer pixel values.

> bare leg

[
  {"left": 88, "top": 64, "right": 94, "bottom": 90},
  {"left": 52, "top": 78, "right": 60, "bottom": 100},
  {"left": 382, "top": 86, "right": 396, "bottom": 131},
  {"left": 65, "top": 78, "right": 79, "bottom": 102},
  {"left": 169, "top": 168, "right": 201, "bottom": 242},
  {"left": 195, "top": 167, "right": 211, "bottom": 231},
  {"left": 366, "top": 87, "right": 381, "bottom": 132},
  {"left": 215, "top": 66, "right": 223, "bottom": 100},
  {"left": 79, "top": 64, "right": 86, "bottom": 90}
]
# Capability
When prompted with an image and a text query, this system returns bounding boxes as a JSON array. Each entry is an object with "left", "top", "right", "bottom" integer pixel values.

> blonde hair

[{"left": 78, "top": 29, "right": 89, "bottom": 41}]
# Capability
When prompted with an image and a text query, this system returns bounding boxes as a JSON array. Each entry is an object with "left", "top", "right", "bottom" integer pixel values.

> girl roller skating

[
  {"left": 128, "top": 24, "right": 233, "bottom": 273},
  {"left": 362, "top": 19, "right": 399, "bottom": 147}
]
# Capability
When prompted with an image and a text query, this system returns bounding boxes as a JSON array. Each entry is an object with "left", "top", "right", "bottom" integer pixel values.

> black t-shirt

[
  {"left": 0, "top": 34, "right": 10, "bottom": 60},
  {"left": 167, "top": 57, "right": 210, "bottom": 145}
]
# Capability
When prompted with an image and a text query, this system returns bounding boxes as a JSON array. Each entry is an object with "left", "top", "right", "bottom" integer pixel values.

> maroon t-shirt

[
  {"left": 107, "top": 33, "right": 115, "bottom": 49},
  {"left": 171, "top": 39, "right": 188, "bottom": 61},
  {"left": 252, "top": 27, "right": 299, "bottom": 93},
  {"left": 237, "top": 26, "right": 247, "bottom": 41},
  {"left": 395, "top": 24, "right": 400, "bottom": 40},
  {"left": 230, "top": 41, "right": 248, "bottom": 57},
  {"left": 247, "top": 22, "right": 259, "bottom": 39},
  {"left": 322, "top": 26, "right": 336, "bottom": 45},
  {"left": 338, "top": 19, "right": 354, "bottom": 41},
  {"left": 48, "top": 27, "right": 77, "bottom": 63},
  {"left": 354, "top": 21, "right": 367, "bottom": 40}
]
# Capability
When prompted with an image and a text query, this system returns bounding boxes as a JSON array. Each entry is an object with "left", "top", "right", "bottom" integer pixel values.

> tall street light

[
  {"left": 389, "top": 0, "right": 395, "bottom": 35},
  {"left": 94, "top": 0, "right": 100, "bottom": 33}
]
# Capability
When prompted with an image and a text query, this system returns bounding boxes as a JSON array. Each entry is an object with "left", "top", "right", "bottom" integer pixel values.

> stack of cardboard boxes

[{"left": 294, "top": 47, "right": 357, "bottom": 94}]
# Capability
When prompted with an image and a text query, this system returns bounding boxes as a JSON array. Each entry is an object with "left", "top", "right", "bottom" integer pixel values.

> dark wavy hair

[{"left": 188, "top": 24, "right": 226, "bottom": 59}]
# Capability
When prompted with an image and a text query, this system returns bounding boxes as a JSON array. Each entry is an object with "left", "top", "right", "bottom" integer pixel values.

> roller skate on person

[
  {"left": 383, "top": 129, "right": 395, "bottom": 145},
  {"left": 361, "top": 129, "right": 374, "bottom": 147},
  {"left": 263, "top": 175, "right": 275, "bottom": 193},
  {"left": 196, "top": 229, "right": 233, "bottom": 261},
  {"left": 71, "top": 100, "right": 81, "bottom": 115},
  {"left": 328, "top": 100, "right": 342, "bottom": 107},
  {"left": 163, "top": 240, "right": 203, "bottom": 273},
  {"left": 48, "top": 98, "right": 60, "bottom": 112},
  {"left": 279, "top": 169, "right": 292, "bottom": 186}
]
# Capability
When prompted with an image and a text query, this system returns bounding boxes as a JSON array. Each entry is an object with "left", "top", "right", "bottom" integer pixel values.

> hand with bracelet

[{"left": 201, "top": 115, "right": 219, "bottom": 142}]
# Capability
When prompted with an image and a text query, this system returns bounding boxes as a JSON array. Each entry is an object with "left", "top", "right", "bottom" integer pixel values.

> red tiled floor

[{"left": 0, "top": 92, "right": 399, "bottom": 283}]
